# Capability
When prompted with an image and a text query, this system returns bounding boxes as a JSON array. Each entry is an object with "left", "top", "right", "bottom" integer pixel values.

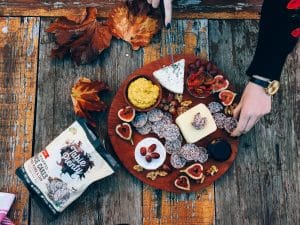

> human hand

[
  {"left": 147, "top": 0, "right": 173, "bottom": 26},
  {"left": 231, "top": 82, "right": 272, "bottom": 136}
]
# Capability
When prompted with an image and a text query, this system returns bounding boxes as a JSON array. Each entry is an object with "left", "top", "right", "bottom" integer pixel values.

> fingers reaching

[
  {"left": 244, "top": 116, "right": 261, "bottom": 133},
  {"left": 231, "top": 111, "right": 250, "bottom": 137},
  {"left": 151, "top": 0, "right": 160, "bottom": 8},
  {"left": 233, "top": 103, "right": 242, "bottom": 119},
  {"left": 147, "top": 0, "right": 152, "bottom": 4},
  {"left": 164, "top": 0, "right": 173, "bottom": 26}
]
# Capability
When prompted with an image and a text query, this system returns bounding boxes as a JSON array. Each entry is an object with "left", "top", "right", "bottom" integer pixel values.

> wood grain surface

[
  {"left": 0, "top": 17, "right": 39, "bottom": 225},
  {"left": 209, "top": 20, "right": 300, "bottom": 225},
  {"left": 0, "top": 6, "right": 299, "bottom": 225},
  {"left": 141, "top": 20, "right": 215, "bottom": 225},
  {"left": 0, "top": 0, "right": 262, "bottom": 19},
  {"left": 30, "top": 18, "right": 144, "bottom": 225}
]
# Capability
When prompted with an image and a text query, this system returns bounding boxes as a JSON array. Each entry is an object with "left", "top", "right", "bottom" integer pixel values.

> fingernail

[{"left": 166, "top": 23, "right": 171, "bottom": 29}]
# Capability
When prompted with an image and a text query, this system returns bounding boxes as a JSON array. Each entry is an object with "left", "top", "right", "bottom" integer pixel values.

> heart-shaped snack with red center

[
  {"left": 115, "top": 123, "right": 133, "bottom": 145},
  {"left": 118, "top": 106, "right": 136, "bottom": 122},
  {"left": 180, "top": 163, "right": 204, "bottom": 180},
  {"left": 174, "top": 175, "right": 191, "bottom": 191}
]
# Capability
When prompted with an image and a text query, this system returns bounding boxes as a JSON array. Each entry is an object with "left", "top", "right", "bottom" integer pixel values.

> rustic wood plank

[
  {"left": 0, "top": 0, "right": 261, "bottom": 19},
  {"left": 209, "top": 20, "right": 300, "bottom": 225},
  {"left": 142, "top": 19, "right": 215, "bottom": 225},
  {"left": 0, "top": 17, "right": 40, "bottom": 225},
  {"left": 30, "top": 17, "right": 144, "bottom": 225}
]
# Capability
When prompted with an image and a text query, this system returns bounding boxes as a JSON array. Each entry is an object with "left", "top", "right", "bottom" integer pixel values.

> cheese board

[{"left": 107, "top": 54, "right": 239, "bottom": 193}]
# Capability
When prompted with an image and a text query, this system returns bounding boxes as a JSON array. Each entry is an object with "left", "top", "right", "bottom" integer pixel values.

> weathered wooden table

[{"left": 0, "top": 1, "right": 299, "bottom": 225}]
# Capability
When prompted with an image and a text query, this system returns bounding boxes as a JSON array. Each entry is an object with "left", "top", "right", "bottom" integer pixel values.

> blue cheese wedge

[
  {"left": 175, "top": 103, "right": 217, "bottom": 143},
  {"left": 153, "top": 59, "right": 185, "bottom": 94}
]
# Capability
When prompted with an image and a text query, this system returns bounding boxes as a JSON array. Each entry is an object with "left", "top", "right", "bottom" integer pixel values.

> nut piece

[
  {"left": 181, "top": 100, "right": 193, "bottom": 107},
  {"left": 146, "top": 170, "right": 169, "bottom": 180},
  {"left": 133, "top": 165, "right": 144, "bottom": 172},
  {"left": 224, "top": 103, "right": 237, "bottom": 116},
  {"left": 175, "top": 94, "right": 183, "bottom": 103},
  {"left": 206, "top": 165, "right": 219, "bottom": 176}
]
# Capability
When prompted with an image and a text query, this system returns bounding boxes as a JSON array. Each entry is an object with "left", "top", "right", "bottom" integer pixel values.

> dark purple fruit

[
  {"left": 207, "top": 139, "right": 232, "bottom": 162},
  {"left": 140, "top": 147, "right": 147, "bottom": 156},
  {"left": 145, "top": 155, "right": 152, "bottom": 162},
  {"left": 151, "top": 152, "right": 160, "bottom": 159}
]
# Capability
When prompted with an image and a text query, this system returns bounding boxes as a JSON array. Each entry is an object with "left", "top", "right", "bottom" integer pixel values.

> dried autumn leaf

[
  {"left": 46, "top": 7, "right": 112, "bottom": 65},
  {"left": 108, "top": 4, "right": 161, "bottom": 50},
  {"left": 71, "top": 77, "right": 109, "bottom": 126}
]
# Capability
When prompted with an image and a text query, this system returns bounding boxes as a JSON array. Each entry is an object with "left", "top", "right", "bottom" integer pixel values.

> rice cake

[{"left": 175, "top": 103, "right": 217, "bottom": 143}]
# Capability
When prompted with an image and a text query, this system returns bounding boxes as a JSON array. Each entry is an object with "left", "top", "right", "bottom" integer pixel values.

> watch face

[{"left": 266, "top": 80, "right": 280, "bottom": 95}]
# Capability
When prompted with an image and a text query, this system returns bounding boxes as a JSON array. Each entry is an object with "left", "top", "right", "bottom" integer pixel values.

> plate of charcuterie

[{"left": 108, "top": 54, "right": 239, "bottom": 193}]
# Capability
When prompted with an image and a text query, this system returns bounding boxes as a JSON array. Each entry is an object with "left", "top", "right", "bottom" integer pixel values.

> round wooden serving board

[{"left": 108, "top": 54, "right": 239, "bottom": 193}]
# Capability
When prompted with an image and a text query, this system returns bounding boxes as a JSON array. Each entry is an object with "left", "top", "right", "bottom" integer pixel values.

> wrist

[{"left": 249, "top": 76, "right": 280, "bottom": 96}]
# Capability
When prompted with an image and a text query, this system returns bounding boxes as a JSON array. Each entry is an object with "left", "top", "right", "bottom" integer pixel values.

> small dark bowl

[{"left": 123, "top": 74, "right": 162, "bottom": 112}]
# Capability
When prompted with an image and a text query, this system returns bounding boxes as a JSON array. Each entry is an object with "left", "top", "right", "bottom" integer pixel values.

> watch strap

[{"left": 249, "top": 76, "right": 270, "bottom": 88}]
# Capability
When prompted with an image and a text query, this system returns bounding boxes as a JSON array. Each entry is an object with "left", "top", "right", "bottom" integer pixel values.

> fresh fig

[
  {"left": 219, "top": 90, "right": 237, "bottom": 106},
  {"left": 212, "top": 75, "right": 229, "bottom": 92},
  {"left": 174, "top": 175, "right": 191, "bottom": 191},
  {"left": 180, "top": 163, "right": 203, "bottom": 180},
  {"left": 118, "top": 106, "right": 135, "bottom": 122},
  {"left": 115, "top": 123, "right": 134, "bottom": 145}
]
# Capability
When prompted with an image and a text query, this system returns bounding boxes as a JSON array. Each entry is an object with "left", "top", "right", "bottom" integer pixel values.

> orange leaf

[
  {"left": 108, "top": 4, "right": 161, "bottom": 50},
  {"left": 46, "top": 7, "right": 112, "bottom": 65},
  {"left": 71, "top": 77, "right": 109, "bottom": 126}
]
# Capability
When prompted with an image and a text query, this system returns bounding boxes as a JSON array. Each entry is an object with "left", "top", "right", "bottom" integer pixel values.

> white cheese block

[
  {"left": 175, "top": 103, "right": 217, "bottom": 143},
  {"left": 153, "top": 59, "right": 185, "bottom": 94}
]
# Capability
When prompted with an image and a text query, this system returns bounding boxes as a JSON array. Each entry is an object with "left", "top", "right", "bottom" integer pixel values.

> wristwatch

[{"left": 249, "top": 75, "right": 280, "bottom": 96}]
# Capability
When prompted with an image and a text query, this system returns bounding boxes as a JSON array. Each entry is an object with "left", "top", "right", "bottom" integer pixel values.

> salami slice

[
  {"left": 208, "top": 102, "right": 223, "bottom": 114},
  {"left": 213, "top": 112, "right": 227, "bottom": 129},
  {"left": 131, "top": 113, "right": 148, "bottom": 128},
  {"left": 162, "top": 124, "right": 180, "bottom": 141},
  {"left": 151, "top": 119, "right": 168, "bottom": 138},
  {"left": 165, "top": 139, "right": 182, "bottom": 154},
  {"left": 136, "top": 121, "right": 152, "bottom": 135},
  {"left": 196, "top": 147, "right": 209, "bottom": 163},
  {"left": 170, "top": 153, "right": 186, "bottom": 169},
  {"left": 180, "top": 144, "right": 200, "bottom": 161},
  {"left": 224, "top": 117, "right": 238, "bottom": 133},
  {"left": 147, "top": 108, "right": 164, "bottom": 122}
]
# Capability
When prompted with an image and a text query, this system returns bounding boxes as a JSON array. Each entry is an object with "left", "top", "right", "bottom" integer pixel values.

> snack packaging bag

[
  {"left": 0, "top": 192, "right": 15, "bottom": 223},
  {"left": 16, "top": 119, "right": 118, "bottom": 216}
]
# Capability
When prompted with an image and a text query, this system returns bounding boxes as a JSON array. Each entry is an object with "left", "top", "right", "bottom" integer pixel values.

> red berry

[
  {"left": 148, "top": 144, "right": 157, "bottom": 153},
  {"left": 140, "top": 147, "right": 147, "bottom": 156},
  {"left": 151, "top": 152, "right": 160, "bottom": 159},
  {"left": 145, "top": 155, "right": 152, "bottom": 162}
]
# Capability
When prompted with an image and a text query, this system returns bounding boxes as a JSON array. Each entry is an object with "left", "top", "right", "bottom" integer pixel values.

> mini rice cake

[{"left": 175, "top": 103, "right": 217, "bottom": 143}]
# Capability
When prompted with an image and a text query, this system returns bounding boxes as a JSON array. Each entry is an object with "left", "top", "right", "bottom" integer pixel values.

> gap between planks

[{"left": 142, "top": 19, "right": 215, "bottom": 225}]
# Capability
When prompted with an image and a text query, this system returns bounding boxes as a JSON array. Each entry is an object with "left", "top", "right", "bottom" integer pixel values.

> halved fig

[
  {"left": 180, "top": 163, "right": 203, "bottom": 180},
  {"left": 212, "top": 75, "right": 229, "bottom": 92},
  {"left": 219, "top": 90, "right": 237, "bottom": 106},
  {"left": 118, "top": 106, "right": 135, "bottom": 122},
  {"left": 174, "top": 175, "right": 191, "bottom": 191},
  {"left": 115, "top": 123, "right": 134, "bottom": 145}
]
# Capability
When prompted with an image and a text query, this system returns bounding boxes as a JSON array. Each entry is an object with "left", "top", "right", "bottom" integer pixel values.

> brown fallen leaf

[
  {"left": 71, "top": 77, "right": 109, "bottom": 126},
  {"left": 108, "top": 2, "right": 161, "bottom": 50},
  {"left": 46, "top": 7, "right": 112, "bottom": 65}
]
